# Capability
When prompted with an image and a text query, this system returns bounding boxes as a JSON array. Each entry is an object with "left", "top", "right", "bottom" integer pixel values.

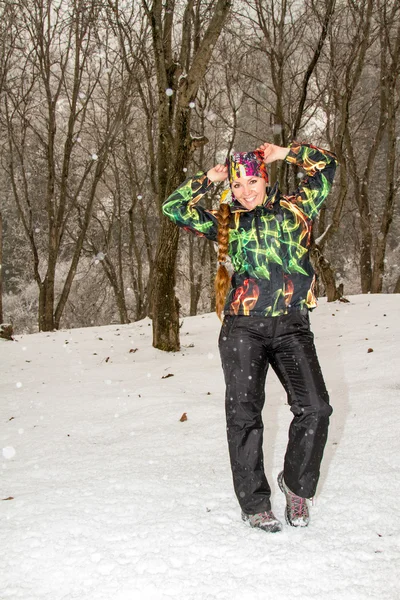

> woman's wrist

[
  {"left": 256, "top": 143, "right": 290, "bottom": 164},
  {"left": 276, "top": 146, "right": 290, "bottom": 161},
  {"left": 207, "top": 164, "right": 228, "bottom": 183}
]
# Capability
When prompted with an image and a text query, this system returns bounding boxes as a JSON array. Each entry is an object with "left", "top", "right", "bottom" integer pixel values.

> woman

[{"left": 163, "top": 142, "right": 338, "bottom": 532}]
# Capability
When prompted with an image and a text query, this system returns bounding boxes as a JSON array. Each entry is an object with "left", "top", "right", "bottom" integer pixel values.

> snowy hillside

[{"left": 1, "top": 295, "right": 399, "bottom": 600}]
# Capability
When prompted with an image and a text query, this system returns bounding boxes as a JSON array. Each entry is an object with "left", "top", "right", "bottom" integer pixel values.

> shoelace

[
  {"left": 288, "top": 491, "right": 307, "bottom": 517},
  {"left": 254, "top": 511, "right": 276, "bottom": 524}
]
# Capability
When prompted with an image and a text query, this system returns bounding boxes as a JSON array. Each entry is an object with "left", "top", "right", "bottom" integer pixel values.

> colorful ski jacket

[{"left": 162, "top": 142, "right": 338, "bottom": 317}]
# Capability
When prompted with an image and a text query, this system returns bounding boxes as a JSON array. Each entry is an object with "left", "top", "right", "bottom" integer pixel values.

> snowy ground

[{"left": 1, "top": 294, "right": 400, "bottom": 600}]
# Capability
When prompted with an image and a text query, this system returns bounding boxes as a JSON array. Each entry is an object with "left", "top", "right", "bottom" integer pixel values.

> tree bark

[
  {"left": 310, "top": 242, "right": 343, "bottom": 302},
  {"left": 148, "top": 0, "right": 232, "bottom": 351},
  {"left": 371, "top": 6, "right": 400, "bottom": 292},
  {"left": 0, "top": 211, "right": 3, "bottom": 323},
  {"left": 394, "top": 276, "right": 400, "bottom": 294}
]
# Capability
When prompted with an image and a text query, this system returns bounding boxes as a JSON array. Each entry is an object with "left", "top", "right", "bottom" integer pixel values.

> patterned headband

[{"left": 226, "top": 151, "right": 269, "bottom": 185}]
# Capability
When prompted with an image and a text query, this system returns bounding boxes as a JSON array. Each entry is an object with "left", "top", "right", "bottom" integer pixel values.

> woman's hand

[
  {"left": 256, "top": 143, "right": 290, "bottom": 164},
  {"left": 207, "top": 164, "right": 228, "bottom": 183}
]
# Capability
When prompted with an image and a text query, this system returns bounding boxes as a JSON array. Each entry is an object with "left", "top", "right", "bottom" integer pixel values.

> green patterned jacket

[{"left": 162, "top": 142, "right": 338, "bottom": 317}]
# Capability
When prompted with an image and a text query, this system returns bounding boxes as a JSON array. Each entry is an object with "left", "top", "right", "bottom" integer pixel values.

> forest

[{"left": 0, "top": 0, "right": 399, "bottom": 350}]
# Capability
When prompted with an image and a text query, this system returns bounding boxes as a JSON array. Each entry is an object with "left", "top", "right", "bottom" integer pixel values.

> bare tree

[
  {"left": 371, "top": 0, "right": 400, "bottom": 292},
  {"left": 2, "top": 0, "right": 135, "bottom": 331},
  {"left": 142, "top": 0, "right": 232, "bottom": 350},
  {"left": 0, "top": 0, "right": 19, "bottom": 324}
]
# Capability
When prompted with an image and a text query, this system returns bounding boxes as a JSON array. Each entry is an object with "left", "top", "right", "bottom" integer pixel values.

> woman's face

[{"left": 231, "top": 175, "right": 267, "bottom": 210}]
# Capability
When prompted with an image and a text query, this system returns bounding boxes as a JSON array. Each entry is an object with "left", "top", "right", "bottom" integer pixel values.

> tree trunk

[
  {"left": 188, "top": 235, "right": 206, "bottom": 316},
  {"left": 40, "top": 226, "right": 58, "bottom": 331},
  {"left": 101, "top": 256, "right": 130, "bottom": 324},
  {"left": 149, "top": 0, "right": 232, "bottom": 351},
  {"left": 310, "top": 242, "right": 342, "bottom": 302},
  {"left": 371, "top": 13, "right": 400, "bottom": 292},
  {"left": 189, "top": 235, "right": 197, "bottom": 316},
  {"left": 0, "top": 211, "right": 3, "bottom": 323},
  {"left": 394, "top": 276, "right": 400, "bottom": 294},
  {"left": 209, "top": 240, "right": 216, "bottom": 313},
  {"left": 152, "top": 219, "right": 180, "bottom": 350}
]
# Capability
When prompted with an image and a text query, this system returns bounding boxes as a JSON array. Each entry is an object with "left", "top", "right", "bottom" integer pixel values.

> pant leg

[
  {"left": 269, "top": 311, "right": 332, "bottom": 498},
  {"left": 218, "top": 316, "right": 271, "bottom": 514}
]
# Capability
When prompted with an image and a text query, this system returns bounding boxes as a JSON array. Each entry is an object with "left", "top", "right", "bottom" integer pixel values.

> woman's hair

[
  {"left": 214, "top": 150, "right": 267, "bottom": 319},
  {"left": 215, "top": 203, "right": 231, "bottom": 319}
]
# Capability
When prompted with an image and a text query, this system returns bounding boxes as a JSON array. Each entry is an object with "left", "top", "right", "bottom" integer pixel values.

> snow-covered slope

[{"left": 1, "top": 295, "right": 399, "bottom": 600}]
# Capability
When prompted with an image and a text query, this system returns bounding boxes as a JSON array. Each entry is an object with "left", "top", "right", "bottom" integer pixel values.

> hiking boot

[
  {"left": 277, "top": 471, "right": 310, "bottom": 527},
  {"left": 241, "top": 510, "right": 283, "bottom": 533}
]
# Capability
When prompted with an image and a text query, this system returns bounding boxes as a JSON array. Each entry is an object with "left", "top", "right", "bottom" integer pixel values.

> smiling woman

[
  {"left": 162, "top": 141, "right": 338, "bottom": 534},
  {"left": 230, "top": 176, "right": 266, "bottom": 210}
]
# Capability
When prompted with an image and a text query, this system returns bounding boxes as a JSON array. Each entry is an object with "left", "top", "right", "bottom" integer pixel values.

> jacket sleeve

[
  {"left": 284, "top": 142, "right": 338, "bottom": 219},
  {"left": 162, "top": 172, "right": 219, "bottom": 242}
]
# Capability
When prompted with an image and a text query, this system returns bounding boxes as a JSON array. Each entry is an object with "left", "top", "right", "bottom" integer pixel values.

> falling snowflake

[
  {"left": 2, "top": 447, "right": 16, "bottom": 459},
  {"left": 189, "top": 102, "right": 195, "bottom": 108},
  {"left": 272, "top": 123, "right": 282, "bottom": 135},
  {"left": 92, "top": 153, "right": 98, "bottom": 161},
  {"left": 165, "top": 88, "right": 173, "bottom": 96}
]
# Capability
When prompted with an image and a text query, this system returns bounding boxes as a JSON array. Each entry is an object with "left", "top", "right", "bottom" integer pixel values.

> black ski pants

[{"left": 218, "top": 311, "right": 332, "bottom": 515}]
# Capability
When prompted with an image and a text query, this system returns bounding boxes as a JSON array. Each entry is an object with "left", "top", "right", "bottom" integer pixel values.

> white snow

[{"left": 1, "top": 295, "right": 399, "bottom": 599}]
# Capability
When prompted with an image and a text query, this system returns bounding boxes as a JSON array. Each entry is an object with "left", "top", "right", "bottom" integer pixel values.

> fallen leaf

[
  {"left": 367, "top": 348, "right": 374, "bottom": 353},
  {"left": 180, "top": 412, "right": 187, "bottom": 422},
  {"left": 2, "top": 497, "right": 14, "bottom": 501},
  {"left": 129, "top": 348, "right": 138, "bottom": 353},
  {"left": 9, "top": 417, "right": 15, "bottom": 421},
  {"left": 105, "top": 356, "right": 110, "bottom": 362},
  {"left": 162, "top": 373, "right": 174, "bottom": 379}
]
